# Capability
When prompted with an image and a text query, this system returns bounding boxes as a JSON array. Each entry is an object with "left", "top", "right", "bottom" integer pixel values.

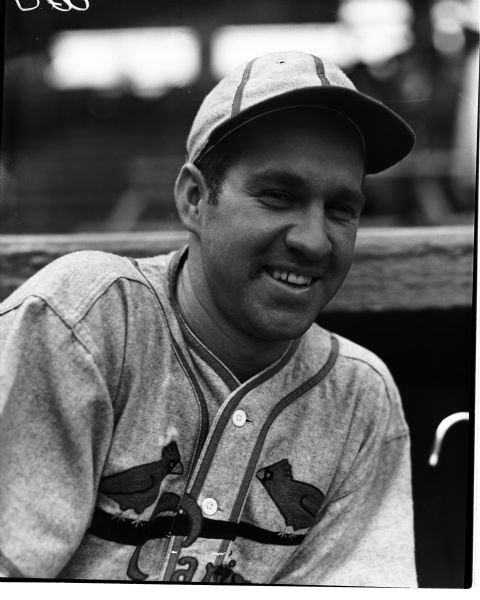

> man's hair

[{"left": 192, "top": 139, "right": 239, "bottom": 205}]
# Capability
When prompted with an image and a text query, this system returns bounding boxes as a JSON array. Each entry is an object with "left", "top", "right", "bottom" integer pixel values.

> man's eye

[
  {"left": 326, "top": 201, "right": 360, "bottom": 220},
  {"left": 258, "top": 191, "right": 292, "bottom": 208}
]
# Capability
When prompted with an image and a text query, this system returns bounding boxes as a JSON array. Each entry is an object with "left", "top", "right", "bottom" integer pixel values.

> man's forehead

[
  {"left": 224, "top": 109, "right": 366, "bottom": 179},
  {"left": 230, "top": 106, "right": 366, "bottom": 157}
]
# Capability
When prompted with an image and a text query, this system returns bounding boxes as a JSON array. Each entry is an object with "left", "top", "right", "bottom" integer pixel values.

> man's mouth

[{"left": 265, "top": 267, "right": 314, "bottom": 287}]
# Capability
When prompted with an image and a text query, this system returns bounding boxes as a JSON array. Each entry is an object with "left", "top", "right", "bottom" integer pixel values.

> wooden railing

[{"left": 0, "top": 225, "right": 474, "bottom": 311}]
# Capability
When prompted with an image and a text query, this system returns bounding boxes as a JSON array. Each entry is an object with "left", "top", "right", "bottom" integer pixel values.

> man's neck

[{"left": 176, "top": 260, "right": 290, "bottom": 383}]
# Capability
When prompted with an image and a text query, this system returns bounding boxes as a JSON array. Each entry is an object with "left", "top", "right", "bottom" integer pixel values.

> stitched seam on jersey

[
  {"left": 328, "top": 433, "right": 409, "bottom": 505},
  {"left": 167, "top": 248, "right": 240, "bottom": 392},
  {"left": 170, "top": 335, "right": 210, "bottom": 465},
  {"left": 188, "top": 338, "right": 299, "bottom": 500},
  {"left": 335, "top": 349, "right": 401, "bottom": 424},
  {"left": 4, "top": 294, "right": 108, "bottom": 383},
  {"left": 385, "top": 430, "right": 410, "bottom": 443},
  {"left": 111, "top": 288, "right": 130, "bottom": 407},
  {"left": 0, "top": 293, "right": 62, "bottom": 317},
  {"left": 0, "top": 548, "right": 27, "bottom": 578},
  {"left": 129, "top": 263, "right": 210, "bottom": 581},
  {"left": 231, "top": 335, "right": 339, "bottom": 520},
  {"left": 311, "top": 54, "right": 330, "bottom": 86},
  {"left": 133, "top": 260, "right": 210, "bottom": 467},
  {"left": 328, "top": 430, "right": 409, "bottom": 504},
  {"left": 336, "top": 352, "right": 394, "bottom": 404},
  {"left": 0, "top": 272, "right": 149, "bottom": 327},
  {"left": 0, "top": 296, "right": 27, "bottom": 315},
  {"left": 162, "top": 536, "right": 184, "bottom": 581},
  {"left": 181, "top": 328, "right": 239, "bottom": 391},
  {"left": 163, "top": 333, "right": 296, "bottom": 577},
  {"left": 20, "top": 263, "right": 149, "bottom": 326},
  {"left": 337, "top": 351, "right": 411, "bottom": 440},
  {"left": 213, "top": 335, "right": 339, "bottom": 563},
  {"left": 70, "top": 274, "right": 151, "bottom": 328},
  {"left": 231, "top": 59, "right": 256, "bottom": 117},
  {"left": 126, "top": 259, "right": 212, "bottom": 580}
]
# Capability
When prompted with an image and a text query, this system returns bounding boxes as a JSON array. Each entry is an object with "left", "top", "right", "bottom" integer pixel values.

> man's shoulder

[
  {"left": 308, "top": 323, "right": 396, "bottom": 390},
  {"left": 334, "top": 331, "right": 392, "bottom": 380},
  {"left": 308, "top": 324, "right": 407, "bottom": 438},
  {"left": 0, "top": 250, "right": 170, "bottom": 326}
]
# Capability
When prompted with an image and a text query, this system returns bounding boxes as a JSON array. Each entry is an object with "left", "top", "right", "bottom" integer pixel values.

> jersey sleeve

[
  {"left": 272, "top": 372, "right": 417, "bottom": 587},
  {"left": 0, "top": 296, "right": 115, "bottom": 578}
]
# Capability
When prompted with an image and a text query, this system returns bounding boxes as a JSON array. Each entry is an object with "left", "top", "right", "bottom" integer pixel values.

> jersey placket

[{"left": 162, "top": 334, "right": 338, "bottom": 582}]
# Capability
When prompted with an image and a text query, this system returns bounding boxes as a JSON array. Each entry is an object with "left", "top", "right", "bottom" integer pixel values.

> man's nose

[{"left": 284, "top": 206, "right": 332, "bottom": 261}]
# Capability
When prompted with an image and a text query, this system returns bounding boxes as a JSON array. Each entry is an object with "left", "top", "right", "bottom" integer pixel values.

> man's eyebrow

[
  {"left": 245, "top": 169, "right": 366, "bottom": 207},
  {"left": 245, "top": 168, "right": 305, "bottom": 187},
  {"left": 332, "top": 187, "right": 367, "bottom": 209}
]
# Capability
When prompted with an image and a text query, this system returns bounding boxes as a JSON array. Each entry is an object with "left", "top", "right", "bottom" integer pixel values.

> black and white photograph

[{"left": 0, "top": 0, "right": 477, "bottom": 590}]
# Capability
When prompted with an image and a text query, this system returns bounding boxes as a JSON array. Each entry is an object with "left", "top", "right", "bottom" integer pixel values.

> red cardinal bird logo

[
  {"left": 99, "top": 441, "right": 183, "bottom": 514},
  {"left": 256, "top": 459, "right": 324, "bottom": 531}
]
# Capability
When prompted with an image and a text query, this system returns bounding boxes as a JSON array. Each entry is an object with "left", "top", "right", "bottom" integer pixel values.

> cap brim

[{"left": 204, "top": 87, "right": 415, "bottom": 174}]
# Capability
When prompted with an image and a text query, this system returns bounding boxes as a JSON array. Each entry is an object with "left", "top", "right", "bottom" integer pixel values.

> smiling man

[
  {"left": 0, "top": 51, "right": 416, "bottom": 585},
  {"left": 176, "top": 108, "right": 365, "bottom": 379}
]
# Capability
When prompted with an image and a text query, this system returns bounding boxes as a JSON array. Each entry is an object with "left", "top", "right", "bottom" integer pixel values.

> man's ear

[{"left": 174, "top": 163, "right": 209, "bottom": 233}]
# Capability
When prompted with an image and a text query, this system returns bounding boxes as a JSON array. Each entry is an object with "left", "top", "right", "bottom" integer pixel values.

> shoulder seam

[
  {"left": 26, "top": 295, "right": 108, "bottom": 375},
  {"left": 334, "top": 338, "right": 409, "bottom": 440},
  {"left": 336, "top": 348, "right": 389, "bottom": 381},
  {"left": 336, "top": 351, "right": 395, "bottom": 404},
  {"left": 4, "top": 293, "right": 112, "bottom": 382},
  {"left": 1, "top": 274, "right": 152, "bottom": 326},
  {"left": 385, "top": 430, "right": 409, "bottom": 443},
  {"left": 329, "top": 432, "right": 409, "bottom": 503},
  {"left": 70, "top": 275, "right": 153, "bottom": 327}
]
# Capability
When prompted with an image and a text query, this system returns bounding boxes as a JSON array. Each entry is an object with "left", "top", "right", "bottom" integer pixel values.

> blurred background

[
  {"left": 1, "top": 0, "right": 478, "bottom": 589},
  {"left": 1, "top": 0, "right": 478, "bottom": 234}
]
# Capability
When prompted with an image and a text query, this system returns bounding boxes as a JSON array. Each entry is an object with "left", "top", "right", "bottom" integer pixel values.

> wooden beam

[
  {"left": 331, "top": 226, "right": 474, "bottom": 312},
  {"left": 0, "top": 226, "right": 474, "bottom": 311}
]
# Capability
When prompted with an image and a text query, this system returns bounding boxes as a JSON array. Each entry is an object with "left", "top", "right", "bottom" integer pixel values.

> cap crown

[{"left": 187, "top": 51, "right": 356, "bottom": 162}]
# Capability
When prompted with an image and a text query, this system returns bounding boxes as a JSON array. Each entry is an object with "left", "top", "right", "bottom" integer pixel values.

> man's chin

[{"left": 250, "top": 314, "right": 317, "bottom": 344}]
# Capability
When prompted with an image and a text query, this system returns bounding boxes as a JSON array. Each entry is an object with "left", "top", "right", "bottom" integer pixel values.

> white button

[
  {"left": 202, "top": 497, "right": 218, "bottom": 516},
  {"left": 232, "top": 409, "right": 247, "bottom": 427}
]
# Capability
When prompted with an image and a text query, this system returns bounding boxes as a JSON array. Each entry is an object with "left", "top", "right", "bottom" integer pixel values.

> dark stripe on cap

[
  {"left": 311, "top": 55, "right": 330, "bottom": 86},
  {"left": 231, "top": 58, "right": 256, "bottom": 117}
]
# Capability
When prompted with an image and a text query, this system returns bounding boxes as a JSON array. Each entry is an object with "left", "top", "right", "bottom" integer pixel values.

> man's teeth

[{"left": 270, "top": 268, "right": 312, "bottom": 286}]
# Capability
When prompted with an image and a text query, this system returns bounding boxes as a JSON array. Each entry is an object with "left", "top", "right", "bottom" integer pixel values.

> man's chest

[{"left": 64, "top": 332, "right": 365, "bottom": 583}]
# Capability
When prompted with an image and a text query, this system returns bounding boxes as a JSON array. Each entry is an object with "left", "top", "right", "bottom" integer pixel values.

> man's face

[{"left": 188, "top": 108, "right": 365, "bottom": 343}]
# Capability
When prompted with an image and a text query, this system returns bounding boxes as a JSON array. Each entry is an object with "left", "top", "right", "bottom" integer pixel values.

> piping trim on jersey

[
  {"left": 133, "top": 255, "right": 215, "bottom": 582},
  {"left": 167, "top": 247, "right": 239, "bottom": 392},
  {"left": 162, "top": 535, "right": 185, "bottom": 582},
  {"left": 186, "top": 335, "right": 240, "bottom": 392},
  {"left": 130, "top": 257, "right": 210, "bottom": 469},
  {"left": 163, "top": 247, "right": 298, "bottom": 579},
  {"left": 311, "top": 54, "right": 330, "bottom": 86},
  {"left": 231, "top": 58, "right": 256, "bottom": 117},
  {"left": 213, "top": 334, "right": 339, "bottom": 565},
  {"left": 188, "top": 337, "right": 299, "bottom": 500},
  {"left": 0, "top": 548, "right": 26, "bottom": 578}
]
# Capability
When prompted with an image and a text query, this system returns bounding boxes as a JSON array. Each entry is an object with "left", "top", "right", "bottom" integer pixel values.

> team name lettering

[{"left": 169, "top": 556, "right": 248, "bottom": 583}]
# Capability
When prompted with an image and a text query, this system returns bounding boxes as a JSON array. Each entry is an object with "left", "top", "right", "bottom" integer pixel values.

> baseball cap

[{"left": 186, "top": 51, "right": 415, "bottom": 174}]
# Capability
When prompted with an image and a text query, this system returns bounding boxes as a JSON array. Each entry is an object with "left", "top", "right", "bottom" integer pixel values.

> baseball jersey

[{"left": 0, "top": 247, "right": 417, "bottom": 585}]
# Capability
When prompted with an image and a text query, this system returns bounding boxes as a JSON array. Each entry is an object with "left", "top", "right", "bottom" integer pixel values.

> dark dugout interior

[{"left": 319, "top": 307, "right": 473, "bottom": 587}]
